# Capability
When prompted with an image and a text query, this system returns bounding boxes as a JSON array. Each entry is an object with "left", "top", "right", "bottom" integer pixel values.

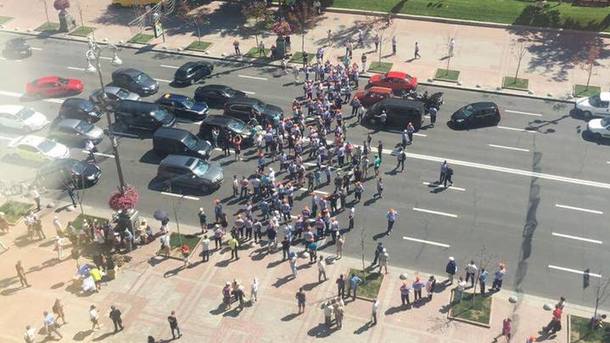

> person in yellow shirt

[{"left": 228, "top": 237, "right": 239, "bottom": 260}]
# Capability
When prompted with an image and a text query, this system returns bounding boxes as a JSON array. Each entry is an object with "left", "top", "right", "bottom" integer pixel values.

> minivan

[
  {"left": 157, "top": 155, "right": 224, "bottom": 192},
  {"left": 114, "top": 100, "right": 176, "bottom": 132},
  {"left": 153, "top": 127, "right": 212, "bottom": 159},
  {"left": 364, "top": 98, "right": 424, "bottom": 130},
  {"left": 59, "top": 98, "right": 103, "bottom": 123}
]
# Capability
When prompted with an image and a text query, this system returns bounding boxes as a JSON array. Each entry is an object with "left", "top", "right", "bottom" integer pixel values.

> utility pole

[{"left": 41, "top": 0, "right": 50, "bottom": 24}]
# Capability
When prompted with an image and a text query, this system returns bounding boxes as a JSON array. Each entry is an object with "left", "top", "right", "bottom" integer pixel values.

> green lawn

[
  {"left": 35, "top": 22, "right": 59, "bottom": 33},
  {"left": 449, "top": 292, "right": 492, "bottom": 326},
  {"left": 348, "top": 268, "right": 384, "bottom": 300},
  {"left": 169, "top": 232, "right": 201, "bottom": 250},
  {"left": 69, "top": 26, "right": 96, "bottom": 37},
  {"left": 570, "top": 315, "right": 610, "bottom": 343},
  {"left": 330, "top": 0, "right": 610, "bottom": 32},
  {"left": 435, "top": 68, "right": 460, "bottom": 82},
  {"left": 186, "top": 41, "right": 212, "bottom": 52},
  {"left": 69, "top": 214, "right": 109, "bottom": 232},
  {"left": 574, "top": 84, "right": 602, "bottom": 97},
  {"left": 0, "top": 16, "right": 14, "bottom": 25},
  {"left": 289, "top": 51, "right": 315, "bottom": 64},
  {"left": 368, "top": 61, "right": 393, "bottom": 73},
  {"left": 128, "top": 33, "right": 154, "bottom": 44},
  {"left": 0, "top": 201, "right": 33, "bottom": 224},
  {"left": 245, "top": 47, "right": 271, "bottom": 58},
  {"left": 503, "top": 76, "right": 529, "bottom": 90}
]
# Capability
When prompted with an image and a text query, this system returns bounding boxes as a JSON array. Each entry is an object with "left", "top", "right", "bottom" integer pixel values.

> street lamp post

[{"left": 86, "top": 36, "right": 127, "bottom": 193}]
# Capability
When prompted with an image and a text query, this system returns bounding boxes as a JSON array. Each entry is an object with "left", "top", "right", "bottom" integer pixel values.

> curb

[{"left": 0, "top": 28, "right": 577, "bottom": 105}]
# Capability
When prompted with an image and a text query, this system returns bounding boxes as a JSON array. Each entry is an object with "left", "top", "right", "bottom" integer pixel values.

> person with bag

[{"left": 444, "top": 166, "right": 454, "bottom": 187}]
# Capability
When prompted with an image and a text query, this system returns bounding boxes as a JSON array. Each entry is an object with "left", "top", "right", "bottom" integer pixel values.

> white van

[{"left": 575, "top": 92, "right": 610, "bottom": 119}]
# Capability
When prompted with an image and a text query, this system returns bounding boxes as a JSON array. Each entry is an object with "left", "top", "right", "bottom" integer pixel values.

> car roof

[
  {"left": 376, "top": 98, "right": 424, "bottom": 110},
  {"left": 117, "top": 100, "right": 160, "bottom": 111},
  {"left": 468, "top": 102, "right": 498, "bottom": 109},
  {"left": 226, "top": 97, "right": 262, "bottom": 105},
  {"left": 0, "top": 105, "right": 25, "bottom": 115},
  {"left": 160, "top": 154, "right": 199, "bottom": 168},
  {"left": 199, "top": 84, "right": 230, "bottom": 91},
  {"left": 599, "top": 92, "right": 610, "bottom": 101},
  {"left": 368, "top": 87, "right": 392, "bottom": 94},
  {"left": 386, "top": 71, "right": 407, "bottom": 79},
  {"left": 159, "top": 93, "right": 190, "bottom": 102},
  {"left": 154, "top": 127, "right": 191, "bottom": 139},
  {"left": 202, "top": 115, "right": 231, "bottom": 125},
  {"left": 35, "top": 76, "right": 60, "bottom": 83},
  {"left": 179, "top": 61, "right": 208, "bottom": 70},
  {"left": 63, "top": 97, "right": 89, "bottom": 105},
  {"left": 55, "top": 118, "right": 82, "bottom": 129},
  {"left": 113, "top": 68, "right": 141, "bottom": 76},
  {"left": 10, "top": 135, "right": 47, "bottom": 147}
]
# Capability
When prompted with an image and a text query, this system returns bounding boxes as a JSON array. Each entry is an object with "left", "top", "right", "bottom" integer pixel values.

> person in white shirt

[
  {"left": 55, "top": 236, "right": 66, "bottom": 260},
  {"left": 89, "top": 304, "right": 101, "bottom": 330},
  {"left": 24, "top": 325, "right": 36, "bottom": 343},
  {"left": 52, "top": 216, "right": 64, "bottom": 236},
  {"left": 465, "top": 260, "right": 478, "bottom": 288},
  {"left": 455, "top": 277, "right": 467, "bottom": 303},
  {"left": 250, "top": 277, "right": 259, "bottom": 303},
  {"left": 317, "top": 255, "right": 327, "bottom": 282},
  {"left": 371, "top": 298, "right": 380, "bottom": 325}
]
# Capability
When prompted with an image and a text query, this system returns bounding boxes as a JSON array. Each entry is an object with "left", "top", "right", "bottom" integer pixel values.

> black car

[
  {"left": 364, "top": 98, "right": 424, "bottom": 130},
  {"left": 174, "top": 61, "right": 214, "bottom": 85},
  {"left": 194, "top": 85, "right": 246, "bottom": 108},
  {"left": 153, "top": 127, "right": 212, "bottom": 160},
  {"left": 48, "top": 119, "right": 105, "bottom": 146},
  {"left": 157, "top": 154, "right": 223, "bottom": 192},
  {"left": 2, "top": 38, "right": 32, "bottom": 59},
  {"left": 58, "top": 98, "right": 103, "bottom": 123},
  {"left": 450, "top": 102, "right": 500, "bottom": 128},
  {"left": 111, "top": 68, "right": 159, "bottom": 96},
  {"left": 198, "top": 115, "right": 254, "bottom": 145},
  {"left": 114, "top": 100, "right": 176, "bottom": 132},
  {"left": 155, "top": 93, "right": 209, "bottom": 121},
  {"left": 37, "top": 158, "right": 102, "bottom": 189},
  {"left": 89, "top": 86, "right": 141, "bottom": 107},
  {"left": 224, "top": 97, "right": 283, "bottom": 125}
]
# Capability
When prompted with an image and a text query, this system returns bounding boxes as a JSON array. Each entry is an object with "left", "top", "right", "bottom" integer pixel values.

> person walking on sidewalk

[
  {"left": 233, "top": 40, "right": 241, "bottom": 56},
  {"left": 296, "top": 287, "right": 306, "bottom": 313},
  {"left": 479, "top": 268, "right": 489, "bottom": 295},
  {"left": 250, "top": 277, "right": 259, "bottom": 304},
  {"left": 448, "top": 38, "right": 455, "bottom": 57},
  {"left": 228, "top": 236, "right": 239, "bottom": 260},
  {"left": 16, "top": 261, "right": 29, "bottom": 287},
  {"left": 336, "top": 274, "right": 346, "bottom": 298},
  {"left": 491, "top": 263, "right": 506, "bottom": 291},
  {"left": 52, "top": 299, "right": 66, "bottom": 325},
  {"left": 373, "top": 34, "right": 380, "bottom": 51},
  {"left": 378, "top": 248, "right": 389, "bottom": 274},
  {"left": 493, "top": 318, "right": 512, "bottom": 342},
  {"left": 317, "top": 255, "right": 327, "bottom": 282},
  {"left": 445, "top": 257, "right": 457, "bottom": 285},
  {"left": 371, "top": 298, "right": 380, "bottom": 325},
  {"left": 89, "top": 305, "right": 101, "bottom": 330},
  {"left": 426, "top": 275, "right": 437, "bottom": 300},
  {"left": 465, "top": 260, "right": 478, "bottom": 288},
  {"left": 168, "top": 311, "right": 181, "bottom": 339},
  {"left": 386, "top": 208, "right": 398, "bottom": 236},
  {"left": 290, "top": 253, "right": 298, "bottom": 278},
  {"left": 392, "top": 35, "right": 397, "bottom": 55},
  {"left": 109, "top": 305, "right": 124, "bottom": 333},
  {"left": 400, "top": 281, "right": 411, "bottom": 306},
  {"left": 43, "top": 311, "right": 63, "bottom": 339},
  {"left": 201, "top": 235, "right": 210, "bottom": 262},
  {"left": 372, "top": 242, "right": 384, "bottom": 266},
  {"left": 414, "top": 42, "right": 421, "bottom": 59}
]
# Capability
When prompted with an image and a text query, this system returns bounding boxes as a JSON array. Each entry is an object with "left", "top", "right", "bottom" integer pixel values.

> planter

[
  {"left": 447, "top": 291, "right": 493, "bottom": 328},
  {"left": 347, "top": 268, "right": 384, "bottom": 302},
  {"left": 569, "top": 314, "right": 610, "bottom": 343},
  {"left": 0, "top": 201, "right": 34, "bottom": 225}
]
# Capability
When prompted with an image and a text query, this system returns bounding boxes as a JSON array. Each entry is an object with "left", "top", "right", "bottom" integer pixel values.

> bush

[{"left": 108, "top": 186, "right": 139, "bottom": 211}]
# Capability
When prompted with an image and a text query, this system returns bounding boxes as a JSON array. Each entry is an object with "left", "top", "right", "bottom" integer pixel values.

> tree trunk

[
  {"left": 586, "top": 63, "right": 593, "bottom": 90},
  {"left": 514, "top": 55, "right": 522, "bottom": 81}
]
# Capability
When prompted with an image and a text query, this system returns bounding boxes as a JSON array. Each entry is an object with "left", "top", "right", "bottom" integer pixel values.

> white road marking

[
  {"left": 241, "top": 90, "right": 256, "bottom": 95},
  {"left": 488, "top": 144, "right": 530, "bottom": 152},
  {"left": 299, "top": 187, "right": 328, "bottom": 195},
  {"left": 160, "top": 192, "right": 200, "bottom": 201},
  {"left": 0, "top": 90, "right": 23, "bottom": 97},
  {"left": 30, "top": 47, "right": 43, "bottom": 51},
  {"left": 606, "top": 161, "right": 610, "bottom": 164},
  {"left": 551, "top": 232, "right": 603, "bottom": 245},
  {"left": 412, "top": 207, "right": 458, "bottom": 218},
  {"left": 548, "top": 265, "right": 602, "bottom": 278},
  {"left": 99, "top": 56, "right": 113, "bottom": 61},
  {"left": 154, "top": 78, "right": 172, "bottom": 83},
  {"left": 422, "top": 182, "right": 465, "bottom": 191},
  {"left": 505, "top": 109, "right": 543, "bottom": 117},
  {"left": 160, "top": 64, "right": 179, "bottom": 69},
  {"left": 555, "top": 204, "right": 603, "bottom": 215},
  {"left": 403, "top": 236, "right": 450, "bottom": 248},
  {"left": 67, "top": 66, "right": 86, "bottom": 71},
  {"left": 44, "top": 99, "right": 64, "bottom": 104},
  {"left": 0, "top": 135, "right": 15, "bottom": 141},
  {"left": 413, "top": 133, "right": 427, "bottom": 137},
  {"left": 81, "top": 150, "right": 115, "bottom": 158},
  {"left": 238, "top": 74, "right": 268, "bottom": 81},
  {"left": 497, "top": 126, "right": 536, "bottom": 134}
]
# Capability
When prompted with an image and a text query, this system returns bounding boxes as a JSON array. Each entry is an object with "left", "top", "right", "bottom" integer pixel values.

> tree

[
  {"left": 286, "top": 0, "right": 316, "bottom": 54},
  {"left": 176, "top": 0, "right": 210, "bottom": 43},
  {"left": 471, "top": 245, "right": 497, "bottom": 305},
  {"left": 593, "top": 277, "right": 610, "bottom": 318},
  {"left": 369, "top": 14, "right": 393, "bottom": 63},
  {"left": 582, "top": 44, "right": 600, "bottom": 91},
  {"left": 243, "top": 1, "right": 272, "bottom": 51},
  {"left": 511, "top": 39, "right": 529, "bottom": 81}
]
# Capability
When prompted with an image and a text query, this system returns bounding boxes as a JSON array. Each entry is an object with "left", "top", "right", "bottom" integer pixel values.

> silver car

[
  {"left": 48, "top": 119, "right": 104, "bottom": 146},
  {"left": 89, "top": 86, "right": 140, "bottom": 106}
]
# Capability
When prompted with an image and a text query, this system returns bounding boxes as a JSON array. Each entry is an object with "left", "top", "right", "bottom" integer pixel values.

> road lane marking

[
  {"left": 505, "top": 109, "right": 542, "bottom": 117},
  {"left": 299, "top": 188, "right": 328, "bottom": 195},
  {"left": 99, "top": 56, "right": 113, "bottom": 61},
  {"left": 161, "top": 192, "right": 200, "bottom": 201},
  {"left": 67, "top": 66, "right": 86, "bottom": 71},
  {"left": 488, "top": 144, "right": 530, "bottom": 152},
  {"left": 241, "top": 90, "right": 256, "bottom": 95},
  {"left": 548, "top": 265, "right": 602, "bottom": 278},
  {"left": 497, "top": 126, "right": 536, "bottom": 134},
  {"left": 0, "top": 135, "right": 15, "bottom": 141},
  {"left": 606, "top": 161, "right": 610, "bottom": 164},
  {"left": 80, "top": 150, "right": 115, "bottom": 158},
  {"left": 412, "top": 207, "right": 458, "bottom": 218},
  {"left": 413, "top": 133, "right": 427, "bottom": 137},
  {"left": 0, "top": 90, "right": 23, "bottom": 97},
  {"left": 30, "top": 47, "right": 43, "bottom": 51},
  {"left": 551, "top": 232, "right": 602, "bottom": 244},
  {"left": 403, "top": 236, "right": 450, "bottom": 248},
  {"left": 238, "top": 74, "right": 268, "bottom": 81},
  {"left": 422, "top": 182, "right": 465, "bottom": 191},
  {"left": 555, "top": 204, "right": 603, "bottom": 215},
  {"left": 160, "top": 64, "right": 179, "bottom": 69},
  {"left": 154, "top": 78, "right": 172, "bottom": 83},
  {"left": 44, "top": 99, "right": 64, "bottom": 104}
]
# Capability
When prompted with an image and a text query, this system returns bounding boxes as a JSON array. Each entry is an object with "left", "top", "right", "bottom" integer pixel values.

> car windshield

[
  {"left": 16, "top": 108, "right": 35, "bottom": 120},
  {"left": 37, "top": 140, "right": 56, "bottom": 153},
  {"left": 588, "top": 95, "right": 605, "bottom": 108},
  {"left": 183, "top": 134, "right": 199, "bottom": 150},
  {"left": 116, "top": 88, "right": 130, "bottom": 98},
  {"left": 134, "top": 73, "right": 149, "bottom": 83},
  {"left": 253, "top": 102, "right": 265, "bottom": 113},
  {"left": 182, "top": 98, "right": 195, "bottom": 109},
  {"left": 80, "top": 101, "right": 94, "bottom": 111},
  {"left": 460, "top": 105, "right": 475, "bottom": 117},
  {"left": 70, "top": 161, "right": 86, "bottom": 174},
  {"left": 76, "top": 121, "right": 94, "bottom": 133},
  {"left": 192, "top": 159, "right": 209, "bottom": 177},
  {"left": 602, "top": 118, "right": 610, "bottom": 127},
  {"left": 224, "top": 88, "right": 236, "bottom": 97},
  {"left": 152, "top": 109, "right": 170, "bottom": 121},
  {"left": 227, "top": 119, "right": 245, "bottom": 133},
  {"left": 58, "top": 78, "right": 69, "bottom": 85}
]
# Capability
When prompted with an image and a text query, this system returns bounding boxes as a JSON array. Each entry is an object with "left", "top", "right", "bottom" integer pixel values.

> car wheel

[{"left": 583, "top": 111, "right": 592, "bottom": 120}]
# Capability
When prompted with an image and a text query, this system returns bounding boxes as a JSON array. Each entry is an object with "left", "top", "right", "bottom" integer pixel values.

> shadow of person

[
  {"left": 281, "top": 312, "right": 302, "bottom": 322},
  {"left": 353, "top": 321, "right": 373, "bottom": 335},
  {"left": 73, "top": 329, "right": 93, "bottom": 341},
  {"left": 307, "top": 322, "right": 334, "bottom": 338}
]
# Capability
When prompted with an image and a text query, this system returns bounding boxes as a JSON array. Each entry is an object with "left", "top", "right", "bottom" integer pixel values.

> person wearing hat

[{"left": 445, "top": 257, "right": 457, "bottom": 285}]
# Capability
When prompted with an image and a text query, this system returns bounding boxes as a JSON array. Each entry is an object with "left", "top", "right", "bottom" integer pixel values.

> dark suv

[
  {"left": 364, "top": 98, "right": 424, "bottom": 130},
  {"left": 111, "top": 68, "right": 159, "bottom": 96},
  {"left": 58, "top": 98, "right": 103, "bottom": 123},
  {"left": 450, "top": 102, "right": 500, "bottom": 128},
  {"left": 174, "top": 61, "right": 213, "bottom": 85},
  {"left": 114, "top": 100, "right": 175, "bottom": 132},
  {"left": 157, "top": 154, "right": 223, "bottom": 192},
  {"left": 224, "top": 97, "right": 283, "bottom": 126}
]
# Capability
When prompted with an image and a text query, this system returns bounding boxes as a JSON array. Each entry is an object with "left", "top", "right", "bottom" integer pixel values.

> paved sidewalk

[
  {"left": 2, "top": 1, "right": 610, "bottom": 99},
  {"left": 0, "top": 197, "right": 595, "bottom": 342}
]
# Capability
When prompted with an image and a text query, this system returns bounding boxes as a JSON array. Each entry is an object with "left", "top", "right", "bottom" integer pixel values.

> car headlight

[
  {"left": 86, "top": 175, "right": 96, "bottom": 181},
  {"left": 456, "top": 119, "right": 464, "bottom": 122}
]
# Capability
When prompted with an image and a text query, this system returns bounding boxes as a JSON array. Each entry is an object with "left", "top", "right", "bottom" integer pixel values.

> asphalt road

[{"left": 1, "top": 32, "right": 609, "bottom": 310}]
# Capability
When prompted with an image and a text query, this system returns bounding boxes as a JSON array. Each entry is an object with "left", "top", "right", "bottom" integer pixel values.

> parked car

[
  {"left": 114, "top": 100, "right": 175, "bottom": 132},
  {"left": 0, "top": 105, "right": 49, "bottom": 132},
  {"left": 8, "top": 135, "right": 70, "bottom": 162},
  {"left": 450, "top": 102, "right": 501, "bottom": 129},
  {"left": 89, "top": 86, "right": 140, "bottom": 107},
  {"left": 25, "top": 76, "right": 84, "bottom": 98},
  {"left": 37, "top": 158, "right": 102, "bottom": 189},
  {"left": 367, "top": 71, "right": 417, "bottom": 92},
  {"left": 574, "top": 92, "right": 610, "bottom": 120},
  {"left": 111, "top": 68, "right": 159, "bottom": 96},
  {"left": 224, "top": 97, "right": 282, "bottom": 125},
  {"left": 48, "top": 119, "right": 104, "bottom": 145},
  {"left": 173, "top": 61, "right": 214, "bottom": 85},
  {"left": 198, "top": 115, "right": 255, "bottom": 145},
  {"left": 363, "top": 98, "right": 424, "bottom": 130},
  {"left": 157, "top": 154, "right": 223, "bottom": 192},
  {"left": 585, "top": 118, "right": 610, "bottom": 140},
  {"left": 354, "top": 87, "right": 393, "bottom": 107},
  {"left": 2, "top": 37, "right": 32, "bottom": 59},
  {"left": 153, "top": 127, "right": 212, "bottom": 159},
  {"left": 156, "top": 93, "right": 208, "bottom": 121},
  {"left": 194, "top": 85, "right": 246, "bottom": 108},
  {"left": 58, "top": 98, "right": 103, "bottom": 123}
]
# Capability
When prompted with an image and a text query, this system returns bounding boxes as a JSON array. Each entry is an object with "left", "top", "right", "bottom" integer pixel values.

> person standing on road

[
  {"left": 479, "top": 268, "right": 488, "bottom": 295},
  {"left": 290, "top": 253, "right": 298, "bottom": 278},
  {"left": 375, "top": 177, "right": 384, "bottom": 199},
  {"left": 336, "top": 234, "right": 344, "bottom": 259},
  {"left": 250, "top": 277, "right": 259, "bottom": 303},
  {"left": 109, "top": 305, "right": 124, "bottom": 333},
  {"left": 228, "top": 236, "right": 239, "bottom": 260},
  {"left": 371, "top": 242, "right": 384, "bottom": 266},
  {"left": 414, "top": 42, "right": 421, "bottom": 59},
  {"left": 168, "top": 311, "right": 181, "bottom": 339},
  {"left": 374, "top": 155, "right": 382, "bottom": 177},
  {"left": 296, "top": 287, "right": 306, "bottom": 313},
  {"left": 386, "top": 209, "right": 398, "bottom": 236},
  {"left": 16, "top": 260, "right": 29, "bottom": 288},
  {"left": 396, "top": 148, "right": 407, "bottom": 172},
  {"left": 392, "top": 35, "right": 397, "bottom": 55},
  {"left": 438, "top": 161, "right": 448, "bottom": 185},
  {"left": 465, "top": 260, "right": 478, "bottom": 288},
  {"left": 428, "top": 105, "right": 438, "bottom": 127},
  {"left": 52, "top": 299, "right": 66, "bottom": 325},
  {"left": 198, "top": 208, "right": 207, "bottom": 234},
  {"left": 445, "top": 257, "right": 457, "bottom": 285},
  {"left": 317, "top": 255, "right": 327, "bottom": 282},
  {"left": 89, "top": 305, "right": 101, "bottom": 330},
  {"left": 444, "top": 165, "right": 454, "bottom": 188},
  {"left": 371, "top": 298, "right": 380, "bottom": 325},
  {"left": 378, "top": 248, "right": 389, "bottom": 274},
  {"left": 406, "top": 122, "right": 415, "bottom": 143},
  {"left": 377, "top": 141, "right": 383, "bottom": 161}
]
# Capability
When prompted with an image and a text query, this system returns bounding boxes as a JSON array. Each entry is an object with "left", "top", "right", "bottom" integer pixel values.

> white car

[
  {"left": 586, "top": 118, "right": 610, "bottom": 140},
  {"left": 575, "top": 92, "right": 610, "bottom": 119},
  {"left": 0, "top": 105, "right": 50, "bottom": 132},
  {"left": 8, "top": 135, "right": 70, "bottom": 162}
]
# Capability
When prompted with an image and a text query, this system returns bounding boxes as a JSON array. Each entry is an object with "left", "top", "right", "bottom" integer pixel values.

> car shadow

[
  {"left": 139, "top": 150, "right": 163, "bottom": 165},
  {"left": 581, "top": 130, "right": 610, "bottom": 146}
]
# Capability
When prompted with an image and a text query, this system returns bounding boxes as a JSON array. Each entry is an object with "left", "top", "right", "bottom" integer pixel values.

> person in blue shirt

[{"left": 349, "top": 274, "right": 363, "bottom": 300}]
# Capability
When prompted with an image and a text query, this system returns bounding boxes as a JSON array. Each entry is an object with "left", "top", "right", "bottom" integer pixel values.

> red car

[
  {"left": 26, "top": 76, "right": 84, "bottom": 98},
  {"left": 367, "top": 71, "right": 417, "bottom": 92},
  {"left": 354, "top": 86, "right": 393, "bottom": 107}
]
